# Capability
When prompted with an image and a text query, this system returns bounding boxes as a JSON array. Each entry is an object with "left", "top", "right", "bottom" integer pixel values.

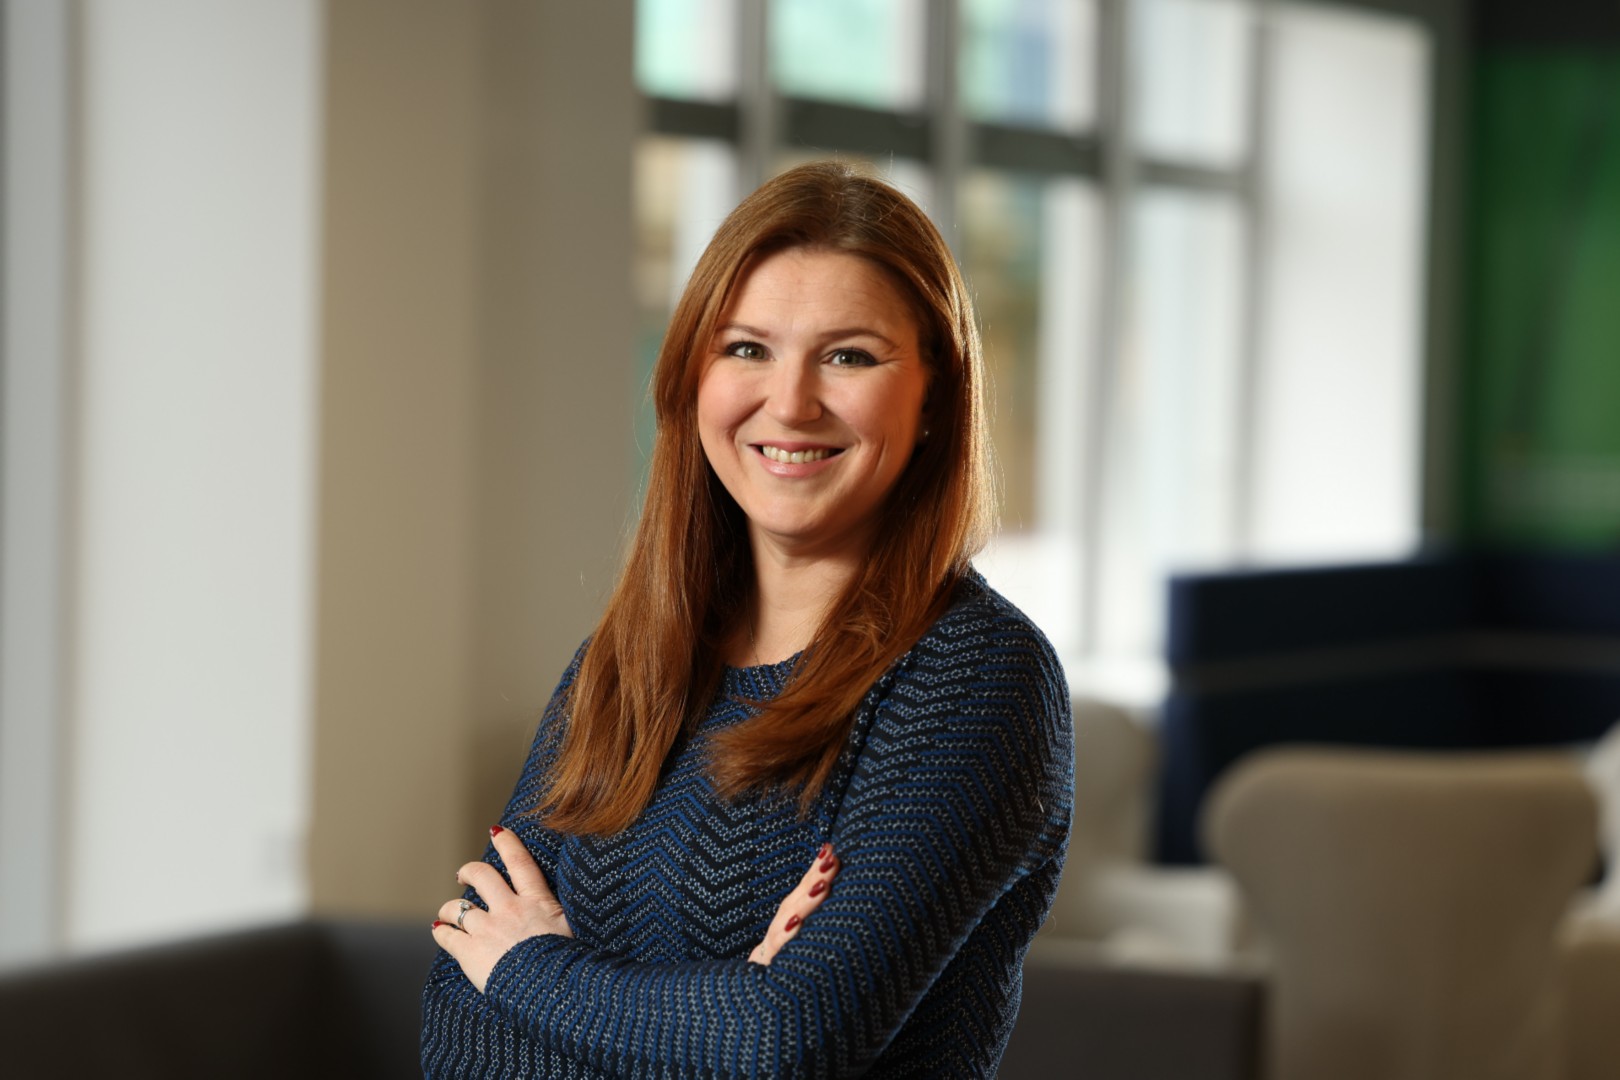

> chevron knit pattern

[{"left": 421, "top": 573, "right": 1073, "bottom": 1079}]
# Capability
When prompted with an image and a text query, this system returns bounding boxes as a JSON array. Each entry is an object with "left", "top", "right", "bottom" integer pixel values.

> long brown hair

[{"left": 538, "top": 161, "right": 994, "bottom": 834}]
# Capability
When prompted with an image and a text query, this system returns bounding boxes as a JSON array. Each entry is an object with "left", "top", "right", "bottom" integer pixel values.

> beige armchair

[
  {"left": 1044, "top": 696, "right": 1243, "bottom": 965},
  {"left": 1204, "top": 747, "right": 1598, "bottom": 1080}
]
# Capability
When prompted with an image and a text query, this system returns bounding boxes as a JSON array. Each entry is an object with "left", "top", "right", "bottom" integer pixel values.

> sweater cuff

[{"left": 483, "top": 933, "right": 595, "bottom": 1030}]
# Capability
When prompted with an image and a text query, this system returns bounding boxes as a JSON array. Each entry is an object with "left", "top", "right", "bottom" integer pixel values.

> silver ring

[{"left": 455, "top": 898, "right": 473, "bottom": 931}]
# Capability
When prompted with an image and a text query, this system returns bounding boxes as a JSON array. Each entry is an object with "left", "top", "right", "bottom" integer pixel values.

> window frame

[{"left": 637, "top": 0, "right": 1465, "bottom": 695}]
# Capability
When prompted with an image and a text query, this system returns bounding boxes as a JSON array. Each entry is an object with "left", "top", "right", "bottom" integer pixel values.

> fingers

[
  {"left": 456, "top": 860, "right": 511, "bottom": 907},
  {"left": 430, "top": 918, "right": 465, "bottom": 956},
  {"left": 429, "top": 825, "right": 573, "bottom": 995},
  {"left": 431, "top": 824, "right": 570, "bottom": 941},
  {"left": 436, "top": 897, "right": 484, "bottom": 930},
  {"left": 788, "top": 842, "right": 839, "bottom": 925},
  {"left": 489, "top": 824, "right": 550, "bottom": 898},
  {"left": 450, "top": 826, "right": 554, "bottom": 908},
  {"left": 752, "top": 843, "right": 840, "bottom": 966},
  {"left": 778, "top": 842, "right": 840, "bottom": 941}
]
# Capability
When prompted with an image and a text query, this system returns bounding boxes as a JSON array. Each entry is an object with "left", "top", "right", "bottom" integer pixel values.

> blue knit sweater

[{"left": 420, "top": 574, "right": 1073, "bottom": 1078}]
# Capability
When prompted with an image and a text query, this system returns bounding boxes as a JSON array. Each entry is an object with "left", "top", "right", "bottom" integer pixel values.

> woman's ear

[{"left": 916, "top": 376, "right": 934, "bottom": 445}]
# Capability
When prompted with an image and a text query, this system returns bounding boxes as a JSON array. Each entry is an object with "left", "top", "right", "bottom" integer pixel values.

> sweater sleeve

[
  {"left": 425, "top": 598, "right": 1073, "bottom": 1079},
  {"left": 420, "top": 647, "right": 582, "bottom": 1072}
]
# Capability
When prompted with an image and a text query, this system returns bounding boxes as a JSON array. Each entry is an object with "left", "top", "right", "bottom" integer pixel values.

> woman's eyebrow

[
  {"left": 715, "top": 322, "right": 900, "bottom": 349},
  {"left": 715, "top": 322, "right": 772, "bottom": 338},
  {"left": 821, "top": 326, "right": 900, "bottom": 348}
]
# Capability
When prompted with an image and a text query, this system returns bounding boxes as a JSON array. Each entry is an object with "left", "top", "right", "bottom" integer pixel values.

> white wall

[
  {"left": 1, "top": 0, "right": 636, "bottom": 956},
  {"left": 65, "top": 0, "right": 323, "bottom": 952}
]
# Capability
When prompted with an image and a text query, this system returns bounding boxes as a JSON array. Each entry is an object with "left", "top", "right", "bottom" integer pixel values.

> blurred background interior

[{"left": 2, "top": 1, "right": 1618, "bottom": 1077}]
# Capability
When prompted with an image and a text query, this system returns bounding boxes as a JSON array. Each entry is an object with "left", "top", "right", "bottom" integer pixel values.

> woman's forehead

[{"left": 717, "top": 248, "right": 924, "bottom": 340}]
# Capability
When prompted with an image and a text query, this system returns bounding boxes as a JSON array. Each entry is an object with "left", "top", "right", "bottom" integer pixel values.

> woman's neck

[{"left": 735, "top": 546, "right": 860, "bottom": 667}]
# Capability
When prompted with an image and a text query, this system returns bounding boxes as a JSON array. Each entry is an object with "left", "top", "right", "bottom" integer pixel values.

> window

[{"left": 634, "top": 0, "right": 1432, "bottom": 703}]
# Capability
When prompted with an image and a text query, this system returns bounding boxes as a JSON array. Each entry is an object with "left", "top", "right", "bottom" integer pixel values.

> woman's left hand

[{"left": 432, "top": 825, "right": 572, "bottom": 993}]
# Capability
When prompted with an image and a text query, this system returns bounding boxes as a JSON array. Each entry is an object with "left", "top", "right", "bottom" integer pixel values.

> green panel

[{"left": 1461, "top": 50, "right": 1620, "bottom": 549}]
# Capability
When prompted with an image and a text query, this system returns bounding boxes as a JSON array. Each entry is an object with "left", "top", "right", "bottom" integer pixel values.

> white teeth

[{"left": 761, "top": 445, "right": 833, "bottom": 464}]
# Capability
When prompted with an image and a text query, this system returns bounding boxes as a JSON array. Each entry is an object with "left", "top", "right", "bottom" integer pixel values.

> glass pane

[
  {"left": 636, "top": 0, "right": 738, "bottom": 101},
  {"left": 771, "top": 0, "right": 926, "bottom": 110},
  {"left": 1252, "top": 6, "right": 1428, "bottom": 561},
  {"left": 1096, "top": 187, "right": 1246, "bottom": 659},
  {"left": 635, "top": 136, "right": 740, "bottom": 458},
  {"left": 962, "top": 174, "right": 1045, "bottom": 532},
  {"left": 963, "top": 0, "right": 1098, "bottom": 131},
  {"left": 1132, "top": 0, "right": 1254, "bottom": 168},
  {"left": 962, "top": 172, "right": 1101, "bottom": 663}
]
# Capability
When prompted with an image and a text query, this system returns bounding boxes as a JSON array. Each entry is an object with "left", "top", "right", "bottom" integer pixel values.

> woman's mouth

[{"left": 759, "top": 445, "right": 840, "bottom": 465}]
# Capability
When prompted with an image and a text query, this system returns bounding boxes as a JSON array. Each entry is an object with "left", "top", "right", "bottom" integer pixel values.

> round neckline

[
  {"left": 725, "top": 651, "right": 801, "bottom": 673},
  {"left": 720, "top": 652, "right": 801, "bottom": 698}
]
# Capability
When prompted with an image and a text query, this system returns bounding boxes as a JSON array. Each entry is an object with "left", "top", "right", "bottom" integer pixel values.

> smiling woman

[
  {"left": 698, "top": 248, "right": 931, "bottom": 597},
  {"left": 421, "top": 161, "right": 1072, "bottom": 1079}
]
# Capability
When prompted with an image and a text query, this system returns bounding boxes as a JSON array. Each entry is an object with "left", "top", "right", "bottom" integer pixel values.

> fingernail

[
  {"left": 432, "top": 920, "right": 444, "bottom": 929},
  {"left": 785, "top": 914, "right": 802, "bottom": 932},
  {"left": 490, "top": 825, "right": 504, "bottom": 837},
  {"left": 809, "top": 880, "right": 827, "bottom": 897},
  {"left": 817, "top": 842, "right": 831, "bottom": 861},
  {"left": 819, "top": 857, "right": 835, "bottom": 873}
]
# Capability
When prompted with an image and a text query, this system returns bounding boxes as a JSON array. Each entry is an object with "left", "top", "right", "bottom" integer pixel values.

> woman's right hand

[{"left": 749, "top": 843, "right": 839, "bottom": 965}]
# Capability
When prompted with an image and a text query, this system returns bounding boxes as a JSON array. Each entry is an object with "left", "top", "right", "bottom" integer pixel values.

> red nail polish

[
  {"left": 490, "top": 825, "right": 504, "bottom": 837},
  {"left": 432, "top": 920, "right": 445, "bottom": 929},
  {"left": 817, "top": 842, "right": 830, "bottom": 861},
  {"left": 809, "top": 880, "right": 827, "bottom": 897},
  {"left": 785, "top": 914, "right": 802, "bottom": 932},
  {"left": 819, "top": 857, "right": 835, "bottom": 873}
]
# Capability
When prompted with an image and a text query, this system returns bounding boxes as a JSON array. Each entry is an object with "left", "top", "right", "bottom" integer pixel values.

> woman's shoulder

[
  {"left": 880, "top": 568, "right": 1071, "bottom": 723},
  {"left": 562, "top": 636, "right": 591, "bottom": 680},
  {"left": 532, "top": 638, "right": 592, "bottom": 735},
  {"left": 916, "top": 569, "right": 1065, "bottom": 671},
  {"left": 859, "top": 568, "right": 1074, "bottom": 853}
]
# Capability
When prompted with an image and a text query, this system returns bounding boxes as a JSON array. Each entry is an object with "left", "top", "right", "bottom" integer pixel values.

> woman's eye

[
  {"left": 828, "top": 349, "right": 877, "bottom": 367},
  {"left": 725, "top": 341, "right": 768, "bottom": 361}
]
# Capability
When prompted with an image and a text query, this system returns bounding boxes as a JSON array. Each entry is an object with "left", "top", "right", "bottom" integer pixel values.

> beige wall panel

[
  {"left": 467, "top": 0, "right": 638, "bottom": 838},
  {"left": 311, "top": 0, "right": 636, "bottom": 916},
  {"left": 311, "top": 0, "right": 481, "bottom": 917}
]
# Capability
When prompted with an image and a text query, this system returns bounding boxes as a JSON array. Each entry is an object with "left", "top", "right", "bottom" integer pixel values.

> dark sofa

[
  {"left": 0, "top": 921, "right": 437, "bottom": 1080},
  {"left": 0, "top": 920, "right": 1264, "bottom": 1079}
]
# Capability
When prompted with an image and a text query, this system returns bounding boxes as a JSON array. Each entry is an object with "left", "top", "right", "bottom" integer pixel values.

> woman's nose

[{"left": 764, "top": 358, "right": 822, "bottom": 426}]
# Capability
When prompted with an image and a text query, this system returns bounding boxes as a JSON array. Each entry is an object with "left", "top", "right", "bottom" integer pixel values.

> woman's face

[{"left": 697, "top": 247, "right": 930, "bottom": 564}]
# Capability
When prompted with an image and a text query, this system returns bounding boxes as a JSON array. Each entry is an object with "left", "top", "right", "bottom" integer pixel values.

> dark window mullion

[
  {"left": 644, "top": 96, "right": 739, "bottom": 142},
  {"left": 780, "top": 98, "right": 930, "bottom": 159},
  {"left": 974, "top": 123, "right": 1101, "bottom": 177},
  {"left": 1137, "top": 159, "right": 1251, "bottom": 194}
]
